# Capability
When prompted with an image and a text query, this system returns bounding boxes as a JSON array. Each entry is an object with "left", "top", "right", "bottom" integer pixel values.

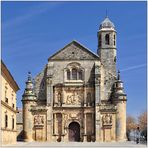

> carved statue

[
  {"left": 67, "top": 95, "right": 72, "bottom": 104},
  {"left": 57, "top": 92, "right": 62, "bottom": 105},
  {"left": 86, "top": 93, "right": 91, "bottom": 105},
  {"left": 54, "top": 91, "right": 62, "bottom": 105}
]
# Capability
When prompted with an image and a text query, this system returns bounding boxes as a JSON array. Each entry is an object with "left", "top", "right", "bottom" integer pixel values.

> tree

[
  {"left": 138, "top": 111, "right": 147, "bottom": 130},
  {"left": 126, "top": 115, "right": 137, "bottom": 141},
  {"left": 138, "top": 111, "right": 147, "bottom": 140},
  {"left": 126, "top": 115, "right": 137, "bottom": 131}
]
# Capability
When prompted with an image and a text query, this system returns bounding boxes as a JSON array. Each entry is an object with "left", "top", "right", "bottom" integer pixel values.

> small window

[
  {"left": 12, "top": 117, "right": 14, "bottom": 129},
  {"left": 72, "top": 68, "right": 77, "bottom": 80},
  {"left": 114, "top": 34, "right": 116, "bottom": 45},
  {"left": 5, "top": 114, "right": 8, "bottom": 128},
  {"left": 105, "top": 34, "right": 110, "bottom": 45},
  {"left": 78, "top": 70, "right": 83, "bottom": 80},
  {"left": 5, "top": 97, "right": 8, "bottom": 103},
  {"left": 5, "top": 90, "right": 8, "bottom": 103},
  {"left": 12, "top": 103, "right": 15, "bottom": 108},
  {"left": 114, "top": 56, "right": 116, "bottom": 62},
  {"left": 67, "top": 69, "right": 70, "bottom": 80}
]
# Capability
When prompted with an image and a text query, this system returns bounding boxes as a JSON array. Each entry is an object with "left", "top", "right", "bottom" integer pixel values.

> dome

[{"left": 99, "top": 17, "right": 115, "bottom": 30}]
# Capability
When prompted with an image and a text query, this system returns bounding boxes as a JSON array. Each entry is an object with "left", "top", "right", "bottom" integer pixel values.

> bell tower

[{"left": 97, "top": 16, "right": 117, "bottom": 76}]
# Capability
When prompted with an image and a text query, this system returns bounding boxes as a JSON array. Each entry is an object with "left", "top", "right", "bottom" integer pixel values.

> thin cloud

[
  {"left": 120, "top": 64, "right": 146, "bottom": 72},
  {"left": 2, "top": 2, "right": 61, "bottom": 30}
]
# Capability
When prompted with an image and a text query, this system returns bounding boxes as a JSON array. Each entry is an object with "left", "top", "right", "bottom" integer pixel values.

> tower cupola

[
  {"left": 22, "top": 72, "right": 36, "bottom": 99},
  {"left": 114, "top": 70, "right": 127, "bottom": 98},
  {"left": 99, "top": 17, "right": 115, "bottom": 30}
]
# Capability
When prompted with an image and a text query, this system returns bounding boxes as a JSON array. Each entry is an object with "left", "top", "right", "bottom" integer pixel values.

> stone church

[{"left": 22, "top": 17, "right": 127, "bottom": 142}]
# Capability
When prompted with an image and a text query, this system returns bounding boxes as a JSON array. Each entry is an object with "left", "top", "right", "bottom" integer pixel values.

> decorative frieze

[
  {"left": 30, "top": 106, "right": 47, "bottom": 112},
  {"left": 99, "top": 104, "right": 117, "bottom": 112}
]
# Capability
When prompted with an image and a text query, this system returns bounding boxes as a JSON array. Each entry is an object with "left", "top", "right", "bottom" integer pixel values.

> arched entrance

[{"left": 68, "top": 122, "right": 80, "bottom": 142}]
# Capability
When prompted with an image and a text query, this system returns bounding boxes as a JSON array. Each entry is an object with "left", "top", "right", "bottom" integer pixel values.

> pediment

[{"left": 48, "top": 40, "right": 99, "bottom": 61}]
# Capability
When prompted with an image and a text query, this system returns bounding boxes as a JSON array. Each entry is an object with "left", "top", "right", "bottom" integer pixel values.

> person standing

[{"left": 136, "top": 127, "right": 141, "bottom": 144}]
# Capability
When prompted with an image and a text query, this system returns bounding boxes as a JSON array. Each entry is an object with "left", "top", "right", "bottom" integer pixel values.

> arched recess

[
  {"left": 68, "top": 122, "right": 80, "bottom": 142},
  {"left": 105, "top": 34, "right": 110, "bottom": 45}
]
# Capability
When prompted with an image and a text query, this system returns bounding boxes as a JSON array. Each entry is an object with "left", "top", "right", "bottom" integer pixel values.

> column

[
  {"left": 62, "top": 87, "right": 64, "bottom": 105},
  {"left": 46, "top": 77, "right": 52, "bottom": 106},
  {"left": 116, "top": 100, "right": 127, "bottom": 141},
  {"left": 46, "top": 107, "right": 52, "bottom": 141},
  {"left": 70, "top": 69, "right": 72, "bottom": 80},
  {"left": 53, "top": 113, "right": 57, "bottom": 135},
  {"left": 91, "top": 113, "right": 95, "bottom": 142},
  {"left": 95, "top": 62, "right": 101, "bottom": 105},
  {"left": 92, "top": 113, "right": 94, "bottom": 134},
  {"left": 95, "top": 109, "right": 101, "bottom": 142},
  {"left": 23, "top": 102, "right": 33, "bottom": 142},
  {"left": 61, "top": 113, "right": 64, "bottom": 142},
  {"left": 95, "top": 83, "right": 100, "bottom": 105},
  {"left": 84, "top": 87, "right": 87, "bottom": 106},
  {"left": 83, "top": 113, "right": 87, "bottom": 142}
]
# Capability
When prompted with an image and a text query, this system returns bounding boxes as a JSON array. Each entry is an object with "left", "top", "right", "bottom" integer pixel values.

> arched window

[
  {"left": 114, "top": 34, "right": 116, "bottom": 45},
  {"left": 72, "top": 68, "right": 77, "bottom": 80},
  {"left": 12, "top": 117, "right": 14, "bottom": 129},
  {"left": 99, "top": 34, "right": 102, "bottom": 47},
  {"left": 5, "top": 114, "right": 8, "bottom": 128},
  {"left": 78, "top": 70, "right": 83, "bottom": 80},
  {"left": 105, "top": 34, "right": 110, "bottom": 45},
  {"left": 67, "top": 69, "right": 70, "bottom": 80}
]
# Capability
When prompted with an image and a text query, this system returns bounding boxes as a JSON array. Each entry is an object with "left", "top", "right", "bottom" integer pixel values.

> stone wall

[{"left": 2, "top": 130, "right": 17, "bottom": 144}]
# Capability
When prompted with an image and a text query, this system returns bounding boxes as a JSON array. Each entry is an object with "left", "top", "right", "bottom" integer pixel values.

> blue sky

[{"left": 2, "top": 1, "right": 147, "bottom": 118}]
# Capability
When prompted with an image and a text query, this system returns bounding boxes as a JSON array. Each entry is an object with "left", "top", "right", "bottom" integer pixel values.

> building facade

[
  {"left": 1, "top": 61, "right": 19, "bottom": 144},
  {"left": 22, "top": 17, "right": 127, "bottom": 142}
]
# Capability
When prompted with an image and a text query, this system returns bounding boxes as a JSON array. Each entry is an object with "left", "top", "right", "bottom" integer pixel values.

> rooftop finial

[
  {"left": 28, "top": 71, "right": 32, "bottom": 81},
  {"left": 117, "top": 70, "right": 120, "bottom": 80}
]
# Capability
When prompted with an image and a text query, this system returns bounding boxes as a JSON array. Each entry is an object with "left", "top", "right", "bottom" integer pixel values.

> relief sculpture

[
  {"left": 102, "top": 114, "right": 112, "bottom": 125},
  {"left": 34, "top": 115, "right": 44, "bottom": 125},
  {"left": 66, "top": 91, "right": 81, "bottom": 105}
]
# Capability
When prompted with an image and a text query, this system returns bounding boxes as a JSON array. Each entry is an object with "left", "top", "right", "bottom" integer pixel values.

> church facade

[{"left": 22, "top": 17, "right": 127, "bottom": 142}]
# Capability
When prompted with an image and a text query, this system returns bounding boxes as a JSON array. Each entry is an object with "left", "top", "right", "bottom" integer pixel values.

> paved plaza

[{"left": 2, "top": 141, "right": 147, "bottom": 148}]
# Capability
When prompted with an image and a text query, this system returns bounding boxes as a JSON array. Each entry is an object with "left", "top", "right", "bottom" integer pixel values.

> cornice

[
  {"left": 1, "top": 60, "right": 19, "bottom": 92},
  {"left": 1, "top": 127, "right": 17, "bottom": 132},
  {"left": 1, "top": 100, "right": 17, "bottom": 113}
]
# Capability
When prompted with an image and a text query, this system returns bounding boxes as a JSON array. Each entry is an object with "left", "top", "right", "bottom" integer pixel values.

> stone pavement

[{"left": 1, "top": 141, "right": 147, "bottom": 148}]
